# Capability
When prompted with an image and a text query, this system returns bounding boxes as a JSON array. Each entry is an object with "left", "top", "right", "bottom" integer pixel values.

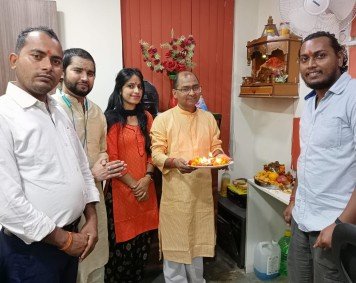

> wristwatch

[{"left": 335, "top": 217, "right": 343, "bottom": 224}]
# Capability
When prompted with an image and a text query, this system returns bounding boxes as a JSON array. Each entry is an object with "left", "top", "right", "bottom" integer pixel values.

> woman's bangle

[
  {"left": 335, "top": 217, "right": 343, "bottom": 224},
  {"left": 213, "top": 149, "right": 224, "bottom": 157},
  {"left": 146, "top": 171, "right": 154, "bottom": 180},
  {"left": 170, "top": 158, "right": 176, "bottom": 168},
  {"left": 289, "top": 195, "right": 295, "bottom": 204},
  {"left": 59, "top": 231, "right": 73, "bottom": 251}
]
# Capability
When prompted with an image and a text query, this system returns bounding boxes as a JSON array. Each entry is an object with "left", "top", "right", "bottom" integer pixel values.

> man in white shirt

[
  {"left": 0, "top": 27, "right": 100, "bottom": 283},
  {"left": 283, "top": 31, "right": 356, "bottom": 282},
  {"left": 53, "top": 48, "right": 125, "bottom": 283}
]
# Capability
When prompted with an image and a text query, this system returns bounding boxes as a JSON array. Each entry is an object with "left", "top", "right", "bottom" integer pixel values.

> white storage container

[{"left": 253, "top": 241, "right": 281, "bottom": 280}]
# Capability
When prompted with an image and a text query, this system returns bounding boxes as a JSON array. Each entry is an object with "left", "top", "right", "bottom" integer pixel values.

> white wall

[
  {"left": 229, "top": 0, "right": 259, "bottom": 179},
  {"left": 230, "top": 0, "right": 310, "bottom": 180},
  {"left": 55, "top": 0, "right": 123, "bottom": 111}
]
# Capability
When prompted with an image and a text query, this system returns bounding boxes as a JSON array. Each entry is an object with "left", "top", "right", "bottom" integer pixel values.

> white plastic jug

[{"left": 253, "top": 241, "right": 281, "bottom": 280}]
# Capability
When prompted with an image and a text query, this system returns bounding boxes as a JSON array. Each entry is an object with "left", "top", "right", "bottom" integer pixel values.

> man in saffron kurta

[{"left": 151, "top": 71, "right": 227, "bottom": 282}]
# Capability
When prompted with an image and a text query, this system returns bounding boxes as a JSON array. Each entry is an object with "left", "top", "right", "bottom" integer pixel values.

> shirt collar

[
  {"left": 56, "top": 88, "right": 90, "bottom": 110},
  {"left": 304, "top": 72, "right": 351, "bottom": 101},
  {"left": 304, "top": 90, "right": 316, "bottom": 101},
  {"left": 329, "top": 72, "right": 351, "bottom": 95},
  {"left": 6, "top": 82, "right": 38, "bottom": 108},
  {"left": 6, "top": 82, "right": 59, "bottom": 109}
]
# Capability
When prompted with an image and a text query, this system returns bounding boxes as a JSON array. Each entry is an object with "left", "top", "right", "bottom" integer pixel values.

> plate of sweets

[
  {"left": 188, "top": 154, "right": 233, "bottom": 169},
  {"left": 254, "top": 161, "right": 294, "bottom": 194}
]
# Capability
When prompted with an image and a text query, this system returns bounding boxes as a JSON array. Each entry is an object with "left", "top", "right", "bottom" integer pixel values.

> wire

[{"left": 61, "top": 91, "right": 88, "bottom": 153}]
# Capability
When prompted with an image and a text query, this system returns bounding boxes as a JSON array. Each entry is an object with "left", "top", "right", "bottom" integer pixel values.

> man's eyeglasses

[{"left": 175, "top": 85, "right": 202, "bottom": 95}]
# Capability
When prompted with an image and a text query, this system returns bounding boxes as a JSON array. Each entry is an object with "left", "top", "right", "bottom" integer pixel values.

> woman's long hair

[{"left": 105, "top": 68, "right": 151, "bottom": 156}]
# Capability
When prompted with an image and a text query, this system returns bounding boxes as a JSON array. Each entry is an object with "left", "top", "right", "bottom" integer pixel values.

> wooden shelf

[
  {"left": 239, "top": 82, "right": 299, "bottom": 98},
  {"left": 239, "top": 95, "right": 299, "bottom": 99}
]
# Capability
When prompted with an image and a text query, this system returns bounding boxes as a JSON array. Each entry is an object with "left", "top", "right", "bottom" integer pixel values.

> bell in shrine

[{"left": 262, "top": 16, "right": 279, "bottom": 37}]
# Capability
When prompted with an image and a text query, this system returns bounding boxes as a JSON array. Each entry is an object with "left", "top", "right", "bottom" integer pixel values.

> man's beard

[
  {"left": 303, "top": 72, "right": 339, "bottom": 91},
  {"left": 63, "top": 80, "right": 91, "bottom": 97}
]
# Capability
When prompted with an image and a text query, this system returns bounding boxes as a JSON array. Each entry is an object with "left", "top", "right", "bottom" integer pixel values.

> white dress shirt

[
  {"left": 0, "top": 82, "right": 99, "bottom": 244},
  {"left": 293, "top": 73, "right": 356, "bottom": 232},
  {"left": 53, "top": 89, "right": 109, "bottom": 275},
  {"left": 53, "top": 90, "right": 108, "bottom": 168}
]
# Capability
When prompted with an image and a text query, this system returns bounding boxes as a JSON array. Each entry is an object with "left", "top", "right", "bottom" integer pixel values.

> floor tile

[{"left": 144, "top": 246, "right": 288, "bottom": 282}]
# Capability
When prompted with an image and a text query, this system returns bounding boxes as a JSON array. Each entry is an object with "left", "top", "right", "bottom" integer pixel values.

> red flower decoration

[
  {"left": 140, "top": 30, "right": 196, "bottom": 77},
  {"left": 162, "top": 61, "right": 178, "bottom": 72}
]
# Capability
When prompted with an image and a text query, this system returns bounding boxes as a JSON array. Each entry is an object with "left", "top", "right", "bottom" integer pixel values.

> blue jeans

[
  {"left": 0, "top": 229, "right": 78, "bottom": 283},
  {"left": 288, "top": 218, "right": 344, "bottom": 283}
]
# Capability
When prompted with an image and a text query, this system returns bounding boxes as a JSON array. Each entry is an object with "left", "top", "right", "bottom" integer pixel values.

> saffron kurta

[
  {"left": 150, "top": 106, "right": 223, "bottom": 264},
  {"left": 53, "top": 90, "right": 109, "bottom": 283},
  {"left": 106, "top": 111, "right": 159, "bottom": 243}
]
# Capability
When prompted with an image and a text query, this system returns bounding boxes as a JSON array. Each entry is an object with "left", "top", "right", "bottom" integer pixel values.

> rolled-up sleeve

[{"left": 0, "top": 119, "right": 56, "bottom": 244}]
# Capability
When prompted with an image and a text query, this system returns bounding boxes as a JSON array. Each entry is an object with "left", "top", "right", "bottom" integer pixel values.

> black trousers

[{"left": 0, "top": 229, "right": 78, "bottom": 283}]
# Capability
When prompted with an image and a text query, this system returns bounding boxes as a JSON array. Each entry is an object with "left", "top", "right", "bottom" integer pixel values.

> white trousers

[{"left": 163, "top": 257, "right": 206, "bottom": 283}]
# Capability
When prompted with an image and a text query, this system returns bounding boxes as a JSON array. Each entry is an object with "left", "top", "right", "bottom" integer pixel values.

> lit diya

[{"left": 188, "top": 153, "right": 231, "bottom": 167}]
